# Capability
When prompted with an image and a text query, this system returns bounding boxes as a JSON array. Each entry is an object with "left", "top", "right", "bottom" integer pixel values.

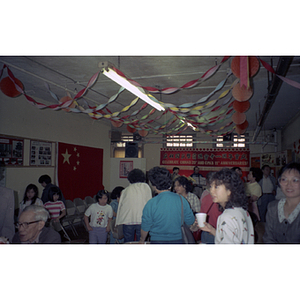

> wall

[
  {"left": 0, "top": 93, "right": 111, "bottom": 206},
  {"left": 281, "top": 110, "right": 300, "bottom": 151}
]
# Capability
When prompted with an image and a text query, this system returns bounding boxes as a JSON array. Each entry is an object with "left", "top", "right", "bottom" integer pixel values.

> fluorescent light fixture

[{"left": 99, "top": 62, "right": 165, "bottom": 111}]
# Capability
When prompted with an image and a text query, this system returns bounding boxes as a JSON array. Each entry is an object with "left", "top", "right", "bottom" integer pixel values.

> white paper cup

[{"left": 196, "top": 213, "right": 207, "bottom": 227}]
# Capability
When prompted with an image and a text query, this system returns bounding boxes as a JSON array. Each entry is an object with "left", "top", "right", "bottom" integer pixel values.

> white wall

[{"left": 0, "top": 93, "right": 111, "bottom": 205}]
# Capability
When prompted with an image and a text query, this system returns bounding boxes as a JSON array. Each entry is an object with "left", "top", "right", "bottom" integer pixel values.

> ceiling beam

[{"left": 252, "top": 56, "right": 294, "bottom": 142}]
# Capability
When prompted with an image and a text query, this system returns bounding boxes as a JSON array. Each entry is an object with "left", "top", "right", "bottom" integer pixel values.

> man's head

[
  {"left": 194, "top": 166, "right": 199, "bottom": 174},
  {"left": 38, "top": 175, "right": 52, "bottom": 187},
  {"left": 173, "top": 167, "right": 179, "bottom": 175},
  {"left": 17, "top": 205, "right": 49, "bottom": 243},
  {"left": 262, "top": 165, "right": 271, "bottom": 177}
]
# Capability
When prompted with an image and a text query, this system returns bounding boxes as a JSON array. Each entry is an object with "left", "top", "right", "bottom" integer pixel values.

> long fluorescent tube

[{"left": 99, "top": 62, "right": 165, "bottom": 111}]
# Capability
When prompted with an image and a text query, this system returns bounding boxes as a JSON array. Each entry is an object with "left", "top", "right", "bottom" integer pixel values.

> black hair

[
  {"left": 193, "top": 166, "right": 199, "bottom": 171},
  {"left": 212, "top": 168, "right": 248, "bottom": 211},
  {"left": 48, "top": 186, "right": 62, "bottom": 202},
  {"left": 250, "top": 167, "right": 263, "bottom": 182},
  {"left": 110, "top": 186, "right": 124, "bottom": 200},
  {"left": 148, "top": 166, "right": 172, "bottom": 191},
  {"left": 206, "top": 171, "right": 216, "bottom": 187},
  {"left": 261, "top": 165, "right": 270, "bottom": 171},
  {"left": 96, "top": 189, "right": 110, "bottom": 201},
  {"left": 22, "top": 184, "right": 39, "bottom": 205},
  {"left": 127, "top": 169, "right": 146, "bottom": 184},
  {"left": 278, "top": 162, "right": 300, "bottom": 180},
  {"left": 231, "top": 166, "right": 242, "bottom": 172},
  {"left": 38, "top": 174, "right": 52, "bottom": 185},
  {"left": 173, "top": 167, "right": 179, "bottom": 172},
  {"left": 174, "top": 176, "right": 193, "bottom": 193}
]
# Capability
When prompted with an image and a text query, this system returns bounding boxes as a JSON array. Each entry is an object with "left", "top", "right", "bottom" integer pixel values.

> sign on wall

[
  {"left": 160, "top": 148, "right": 250, "bottom": 177},
  {"left": 0, "top": 136, "right": 24, "bottom": 165}
]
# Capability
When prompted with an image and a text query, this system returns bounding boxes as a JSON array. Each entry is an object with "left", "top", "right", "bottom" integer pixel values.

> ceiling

[{"left": 1, "top": 56, "right": 300, "bottom": 141}]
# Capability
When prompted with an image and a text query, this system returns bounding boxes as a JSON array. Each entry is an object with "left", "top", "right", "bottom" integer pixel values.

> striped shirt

[{"left": 44, "top": 201, "right": 65, "bottom": 219}]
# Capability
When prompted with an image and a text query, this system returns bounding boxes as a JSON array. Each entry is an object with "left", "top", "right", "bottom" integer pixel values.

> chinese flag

[{"left": 57, "top": 142, "right": 104, "bottom": 201}]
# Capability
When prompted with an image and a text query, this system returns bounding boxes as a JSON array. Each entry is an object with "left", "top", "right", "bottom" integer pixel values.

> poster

[
  {"left": 30, "top": 140, "right": 52, "bottom": 166},
  {"left": 0, "top": 136, "right": 23, "bottom": 165},
  {"left": 119, "top": 161, "right": 133, "bottom": 178}
]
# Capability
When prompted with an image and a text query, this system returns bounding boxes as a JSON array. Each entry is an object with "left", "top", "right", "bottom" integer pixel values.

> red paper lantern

[
  {"left": 111, "top": 120, "right": 123, "bottom": 128},
  {"left": 59, "top": 96, "right": 76, "bottom": 112},
  {"left": 232, "top": 100, "right": 250, "bottom": 113},
  {"left": 139, "top": 129, "right": 148, "bottom": 137},
  {"left": 232, "top": 83, "right": 253, "bottom": 102},
  {"left": 232, "top": 112, "right": 246, "bottom": 125},
  {"left": 231, "top": 56, "right": 260, "bottom": 78},
  {"left": 236, "top": 120, "right": 249, "bottom": 130},
  {"left": 0, "top": 76, "right": 23, "bottom": 97},
  {"left": 235, "top": 126, "right": 247, "bottom": 135},
  {"left": 126, "top": 124, "right": 136, "bottom": 133}
]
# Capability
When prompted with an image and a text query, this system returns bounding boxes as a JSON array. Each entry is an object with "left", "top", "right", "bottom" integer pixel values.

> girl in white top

[
  {"left": 19, "top": 184, "right": 43, "bottom": 218},
  {"left": 199, "top": 168, "right": 254, "bottom": 244}
]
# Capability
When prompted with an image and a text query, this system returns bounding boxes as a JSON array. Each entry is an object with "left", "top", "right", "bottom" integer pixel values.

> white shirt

[
  {"left": 262, "top": 176, "right": 274, "bottom": 193},
  {"left": 85, "top": 203, "right": 113, "bottom": 227}
]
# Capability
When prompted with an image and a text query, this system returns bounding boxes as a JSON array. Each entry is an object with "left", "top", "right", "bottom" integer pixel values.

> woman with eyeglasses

[{"left": 263, "top": 162, "right": 300, "bottom": 243}]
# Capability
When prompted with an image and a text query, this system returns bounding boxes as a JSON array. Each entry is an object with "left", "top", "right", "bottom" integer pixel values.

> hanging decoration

[{"left": 2, "top": 55, "right": 300, "bottom": 137}]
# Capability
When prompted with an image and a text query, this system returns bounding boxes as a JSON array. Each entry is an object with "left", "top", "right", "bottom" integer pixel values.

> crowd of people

[{"left": 1, "top": 162, "right": 300, "bottom": 244}]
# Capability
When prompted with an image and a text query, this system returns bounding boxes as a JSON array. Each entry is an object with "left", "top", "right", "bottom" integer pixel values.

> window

[
  {"left": 115, "top": 135, "right": 134, "bottom": 148},
  {"left": 215, "top": 134, "right": 246, "bottom": 148},
  {"left": 165, "top": 135, "right": 194, "bottom": 147},
  {"left": 112, "top": 134, "right": 142, "bottom": 158}
]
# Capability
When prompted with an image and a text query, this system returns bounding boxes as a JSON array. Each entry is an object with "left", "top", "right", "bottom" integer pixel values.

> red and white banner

[
  {"left": 57, "top": 142, "right": 104, "bottom": 201},
  {"left": 160, "top": 148, "right": 250, "bottom": 177}
]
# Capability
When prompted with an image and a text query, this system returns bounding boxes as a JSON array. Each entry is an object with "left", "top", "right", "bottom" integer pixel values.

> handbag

[{"left": 180, "top": 195, "right": 196, "bottom": 244}]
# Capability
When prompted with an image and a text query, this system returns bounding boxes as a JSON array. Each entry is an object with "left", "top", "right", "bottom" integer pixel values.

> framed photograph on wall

[
  {"left": 119, "top": 160, "right": 133, "bottom": 178},
  {"left": 0, "top": 135, "right": 24, "bottom": 165},
  {"left": 30, "top": 140, "right": 52, "bottom": 166}
]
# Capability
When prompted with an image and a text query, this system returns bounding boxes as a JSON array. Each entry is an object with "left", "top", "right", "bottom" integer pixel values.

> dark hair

[
  {"left": 173, "top": 167, "right": 179, "bottom": 172},
  {"left": 127, "top": 169, "right": 146, "bottom": 183},
  {"left": 111, "top": 186, "right": 124, "bottom": 200},
  {"left": 278, "top": 162, "right": 300, "bottom": 180},
  {"left": 231, "top": 167, "right": 242, "bottom": 172},
  {"left": 193, "top": 166, "right": 199, "bottom": 171},
  {"left": 250, "top": 167, "right": 263, "bottom": 182},
  {"left": 148, "top": 167, "right": 172, "bottom": 191},
  {"left": 22, "top": 184, "right": 39, "bottom": 205},
  {"left": 48, "top": 186, "right": 62, "bottom": 202},
  {"left": 38, "top": 175, "right": 52, "bottom": 185},
  {"left": 261, "top": 165, "right": 270, "bottom": 171},
  {"left": 212, "top": 168, "right": 248, "bottom": 211},
  {"left": 206, "top": 171, "right": 216, "bottom": 187},
  {"left": 96, "top": 189, "right": 110, "bottom": 201},
  {"left": 174, "top": 176, "right": 193, "bottom": 193}
]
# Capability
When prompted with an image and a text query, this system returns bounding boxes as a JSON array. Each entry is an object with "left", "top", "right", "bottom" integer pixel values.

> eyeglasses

[
  {"left": 15, "top": 220, "right": 41, "bottom": 229},
  {"left": 279, "top": 177, "right": 300, "bottom": 185}
]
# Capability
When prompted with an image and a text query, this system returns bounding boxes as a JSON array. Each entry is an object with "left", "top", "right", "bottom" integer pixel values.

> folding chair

[
  {"left": 74, "top": 198, "right": 88, "bottom": 230},
  {"left": 62, "top": 200, "right": 80, "bottom": 236},
  {"left": 85, "top": 196, "right": 96, "bottom": 207}
]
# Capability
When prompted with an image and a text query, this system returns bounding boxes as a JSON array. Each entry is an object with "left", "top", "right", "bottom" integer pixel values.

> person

[
  {"left": 38, "top": 174, "right": 66, "bottom": 204},
  {"left": 245, "top": 167, "right": 262, "bottom": 221},
  {"left": 43, "top": 186, "right": 66, "bottom": 224},
  {"left": 174, "top": 176, "right": 201, "bottom": 213},
  {"left": 199, "top": 168, "right": 254, "bottom": 244},
  {"left": 199, "top": 172, "right": 222, "bottom": 244},
  {"left": 109, "top": 186, "right": 124, "bottom": 244},
  {"left": 140, "top": 166, "right": 195, "bottom": 244},
  {"left": 232, "top": 166, "right": 247, "bottom": 182},
  {"left": 190, "top": 166, "right": 205, "bottom": 198},
  {"left": 12, "top": 205, "right": 61, "bottom": 244},
  {"left": 263, "top": 162, "right": 300, "bottom": 243},
  {"left": 116, "top": 169, "right": 152, "bottom": 243},
  {"left": 19, "top": 184, "right": 43, "bottom": 218},
  {"left": 171, "top": 167, "right": 180, "bottom": 181},
  {"left": 84, "top": 190, "right": 113, "bottom": 244},
  {"left": 258, "top": 165, "right": 277, "bottom": 222}
]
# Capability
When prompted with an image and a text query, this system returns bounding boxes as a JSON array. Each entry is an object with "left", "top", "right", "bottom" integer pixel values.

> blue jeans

[
  {"left": 258, "top": 194, "right": 275, "bottom": 222},
  {"left": 89, "top": 227, "right": 107, "bottom": 244},
  {"left": 123, "top": 224, "right": 141, "bottom": 243},
  {"left": 201, "top": 231, "right": 215, "bottom": 244}
]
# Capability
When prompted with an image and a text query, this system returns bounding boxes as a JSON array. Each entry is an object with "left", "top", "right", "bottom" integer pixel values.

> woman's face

[
  {"left": 247, "top": 171, "right": 254, "bottom": 182},
  {"left": 26, "top": 189, "right": 35, "bottom": 200},
  {"left": 280, "top": 169, "right": 300, "bottom": 200},
  {"left": 174, "top": 181, "right": 186, "bottom": 195},
  {"left": 210, "top": 181, "right": 231, "bottom": 208},
  {"left": 53, "top": 193, "right": 60, "bottom": 202}
]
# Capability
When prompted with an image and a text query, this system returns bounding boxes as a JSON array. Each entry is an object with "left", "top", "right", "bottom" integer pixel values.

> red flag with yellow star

[{"left": 57, "top": 142, "right": 104, "bottom": 201}]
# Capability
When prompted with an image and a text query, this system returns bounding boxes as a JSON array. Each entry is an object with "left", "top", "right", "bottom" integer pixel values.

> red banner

[
  {"left": 160, "top": 148, "right": 250, "bottom": 177},
  {"left": 57, "top": 142, "right": 104, "bottom": 201}
]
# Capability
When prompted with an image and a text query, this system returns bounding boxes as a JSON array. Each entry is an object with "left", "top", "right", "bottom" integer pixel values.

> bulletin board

[
  {"left": 30, "top": 140, "right": 52, "bottom": 166},
  {"left": 0, "top": 135, "right": 24, "bottom": 165}
]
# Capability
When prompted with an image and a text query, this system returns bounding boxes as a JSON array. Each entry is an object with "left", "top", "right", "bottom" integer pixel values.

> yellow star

[{"left": 62, "top": 149, "right": 72, "bottom": 164}]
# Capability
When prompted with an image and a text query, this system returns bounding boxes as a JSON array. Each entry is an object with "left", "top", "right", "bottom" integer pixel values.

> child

[
  {"left": 19, "top": 184, "right": 43, "bottom": 217},
  {"left": 84, "top": 190, "right": 113, "bottom": 244},
  {"left": 43, "top": 186, "right": 66, "bottom": 227}
]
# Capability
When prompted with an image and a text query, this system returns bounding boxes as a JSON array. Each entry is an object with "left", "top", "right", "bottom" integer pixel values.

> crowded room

[{"left": 1, "top": 55, "right": 300, "bottom": 245}]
